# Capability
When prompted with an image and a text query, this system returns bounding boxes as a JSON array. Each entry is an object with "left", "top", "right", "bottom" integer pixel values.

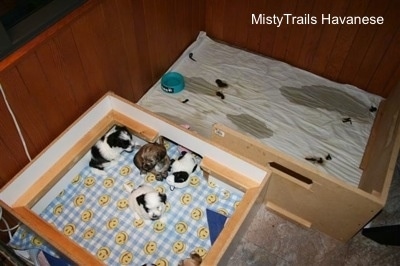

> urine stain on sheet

[
  {"left": 184, "top": 77, "right": 220, "bottom": 96},
  {"left": 227, "top": 113, "right": 273, "bottom": 139},
  {"left": 155, "top": 112, "right": 189, "bottom": 126},
  {"left": 280, "top": 86, "right": 372, "bottom": 122}
]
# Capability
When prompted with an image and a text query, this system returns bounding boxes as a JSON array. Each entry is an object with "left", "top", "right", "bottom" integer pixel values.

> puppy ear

[
  {"left": 191, "top": 164, "right": 198, "bottom": 173},
  {"left": 177, "top": 151, "right": 187, "bottom": 160},
  {"left": 168, "top": 159, "right": 175, "bottom": 171},
  {"left": 136, "top": 194, "right": 146, "bottom": 207},
  {"left": 156, "top": 148, "right": 167, "bottom": 161},
  {"left": 190, "top": 252, "right": 202, "bottom": 263},
  {"left": 159, "top": 193, "right": 167, "bottom": 204},
  {"left": 174, "top": 172, "right": 189, "bottom": 183}
]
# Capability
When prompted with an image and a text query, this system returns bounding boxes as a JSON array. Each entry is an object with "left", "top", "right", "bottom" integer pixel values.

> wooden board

[
  {"left": 0, "top": 92, "right": 271, "bottom": 265},
  {"left": 210, "top": 121, "right": 398, "bottom": 241}
]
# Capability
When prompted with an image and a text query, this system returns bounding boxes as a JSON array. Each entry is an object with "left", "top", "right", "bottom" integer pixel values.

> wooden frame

[
  {"left": 210, "top": 81, "right": 400, "bottom": 242},
  {"left": 0, "top": 92, "right": 270, "bottom": 265}
]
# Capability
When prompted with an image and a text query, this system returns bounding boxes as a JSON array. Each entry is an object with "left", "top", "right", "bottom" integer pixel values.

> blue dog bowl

[{"left": 161, "top": 72, "right": 185, "bottom": 93}]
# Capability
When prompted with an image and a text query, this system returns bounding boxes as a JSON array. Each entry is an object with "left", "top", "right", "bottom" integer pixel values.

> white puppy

[{"left": 124, "top": 184, "right": 167, "bottom": 220}]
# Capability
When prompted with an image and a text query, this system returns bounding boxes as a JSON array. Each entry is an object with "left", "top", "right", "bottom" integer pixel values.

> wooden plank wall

[
  {"left": 205, "top": 0, "right": 400, "bottom": 98},
  {"left": 0, "top": 0, "right": 399, "bottom": 189},
  {"left": 0, "top": 0, "right": 204, "bottom": 187}
]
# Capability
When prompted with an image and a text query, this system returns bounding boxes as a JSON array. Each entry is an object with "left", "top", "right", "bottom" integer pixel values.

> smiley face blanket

[{"left": 9, "top": 139, "right": 243, "bottom": 265}]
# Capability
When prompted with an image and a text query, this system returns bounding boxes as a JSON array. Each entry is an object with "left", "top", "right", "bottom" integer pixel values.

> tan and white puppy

[
  {"left": 124, "top": 184, "right": 167, "bottom": 220},
  {"left": 178, "top": 252, "right": 202, "bottom": 266},
  {"left": 133, "top": 136, "right": 171, "bottom": 181}
]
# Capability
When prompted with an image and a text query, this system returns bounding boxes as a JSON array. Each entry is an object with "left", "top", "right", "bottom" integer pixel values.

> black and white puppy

[
  {"left": 166, "top": 151, "right": 198, "bottom": 191},
  {"left": 124, "top": 184, "right": 167, "bottom": 220},
  {"left": 89, "top": 125, "right": 136, "bottom": 170}
]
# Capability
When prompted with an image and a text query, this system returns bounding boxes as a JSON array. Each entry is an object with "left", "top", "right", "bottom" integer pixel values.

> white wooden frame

[{"left": 0, "top": 92, "right": 271, "bottom": 265}]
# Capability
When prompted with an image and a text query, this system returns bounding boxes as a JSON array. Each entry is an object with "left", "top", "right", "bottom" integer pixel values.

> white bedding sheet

[{"left": 138, "top": 31, "right": 382, "bottom": 186}]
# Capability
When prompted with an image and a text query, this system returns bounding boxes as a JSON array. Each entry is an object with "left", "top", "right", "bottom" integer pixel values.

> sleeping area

[
  {"left": 0, "top": 0, "right": 399, "bottom": 265},
  {"left": 0, "top": 94, "right": 270, "bottom": 265}
]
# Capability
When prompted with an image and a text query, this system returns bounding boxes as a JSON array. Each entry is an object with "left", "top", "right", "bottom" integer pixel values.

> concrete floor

[{"left": 228, "top": 159, "right": 400, "bottom": 266}]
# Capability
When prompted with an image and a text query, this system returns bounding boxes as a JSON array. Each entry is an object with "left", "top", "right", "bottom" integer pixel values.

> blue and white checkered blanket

[{"left": 9, "top": 139, "right": 242, "bottom": 265}]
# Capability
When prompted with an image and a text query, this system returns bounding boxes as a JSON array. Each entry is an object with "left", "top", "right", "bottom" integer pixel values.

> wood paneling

[
  {"left": 0, "top": 0, "right": 398, "bottom": 191},
  {"left": 204, "top": 0, "right": 399, "bottom": 98},
  {"left": 0, "top": 0, "right": 205, "bottom": 188}
]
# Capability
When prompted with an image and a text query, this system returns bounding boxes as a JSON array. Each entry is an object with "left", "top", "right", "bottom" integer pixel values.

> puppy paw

[
  {"left": 133, "top": 212, "right": 142, "bottom": 220},
  {"left": 155, "top": 175, "right": 164, "bottom": 182},
  {"left": 90, "top": 167, "right": 106, "bottom": 176},
  {"left": 158, "top": 216, "right": 167, "bottom": 224}
]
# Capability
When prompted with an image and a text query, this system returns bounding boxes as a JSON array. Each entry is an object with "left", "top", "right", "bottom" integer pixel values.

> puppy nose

[{"left": 151, "top": 216, "right": 160, "bottom": 220}]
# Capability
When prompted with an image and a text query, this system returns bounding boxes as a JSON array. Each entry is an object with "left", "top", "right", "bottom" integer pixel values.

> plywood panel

[
  {"left": 338, "top": 1, "right": 390, "bottom": 84},
  {"left": 205, "top": 0, "right": 225, "bottom": 39},
  {"left": 246, "top": 0, "right": 267, "bottom": 53},
  {"left": 271, "top": 0, "right": 297, "bottom": 62},
  {"left": 0, "top": 68, "right": 51, "bottom": 157},
  {"left": 284, "top": 0, "right": 316, "bottom": 66},
  {"left": 308, "top": 1, "right": 348, "bottom": 75},
  {"left": 0, "top": 0, "right": 205, "bottom": 188},
  {"left": 0, "top": 93, "right": 29, "bottom": 187},
  {"left": 323, "top": 1, "right": 369, "bottom": 80}
]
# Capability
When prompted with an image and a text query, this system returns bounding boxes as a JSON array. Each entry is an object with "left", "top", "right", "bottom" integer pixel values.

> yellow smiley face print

[
  {"left": 96, "top": 246, "right": 111, "bottom": 261},
  {"left": 191, "top": 208, "right": 203, "bottom": 220},
  {"left": 206, "top": 194, "right": 218, "bottom": 204},
  {"left": 172, "top": 240, "right": 186, "bottom": 254},
  {"left": 197, "top": 226, "right": 209, "bottom": 239},
  {"left": 180, "top": 193, "right": 192, "bottom": 205},
  {"left": 63, "top": 223, "right": 76, "bottom": 236},
  {"left": 84, "top": 176, "right": 96, "bottom": 188},
  {"left": 98, "top": 194, "right": 111, "bottom": 206},
  {"left": 73, "top": 194, "right": 85, "bottom": 207},
  {"left": 163, "top": 142, "right": 170, "bottom": 150},
  {"left": 133, "top": 218, "right": 144, "bottom": 229},
  {"left": 103, "top": 177, "right": 115, "bottom": 188},
  {"left": 153, "top": 220, "right": 166, "bottom": 233},
  {"left": 217, "top": 208, "right": 228, "bottom": 216},
  {"left": 124, "top": 181, "right": 135, "bottom": 191},
  {"left": 119, "top": 165, "right": 132, "bottom": 176},
  {"left": 117, "top": 199, "right": 129, "bottom": 210},
  {"left": 83, "top": 228, "right": 96, "bottom": 240},
  {"left": 119, "top": 251, "right": 133, "bottom": 265},
  {"left": 165, "top": 202, "right": 171, "bottom": 212},
  {"left": 53, "top": 204, "right": 63, "bottom": 216},
  {"left": 194, "top": 246, "right": 207, "bottom": 258},
  {"left": 208, "top": 180, "right": 216, "bottom": 188},
  {"left": 155, "top": 257, "right": 169, "bottom": 266},
  {"left": 107, "top": 217, "right": 119, "bottom": 230},
  {"left": 145, "top": 173, "right": 156, "bottom": 183},
  {"left": 190, "top": 176, "right": 200, "bottom": 187},
  {"left": 81, "top": 209, "right": 94, "bottom": 222},
  {"left": 71, "top": 175, "right": 81, "bottom": 185},
  {"left": 156, "top": 185, "right": 166, "bottom": 194},
  {"left": 57, "top": 190, "right": 65, "bottom": 198},
  {"left": 115, "top": 231, "right": 129, "bottom": 245},
  {"left": 31, "top": 236, "right": 43, "bottom": 246},
  {"left": 222, "top": 190, "right": 231, "bottom": 199},
  {"left": 175, "top": 222, "right": 188, "bottom": 234},
  {"left": 144, "top": 241, "right": 157, "bottom": 255}
]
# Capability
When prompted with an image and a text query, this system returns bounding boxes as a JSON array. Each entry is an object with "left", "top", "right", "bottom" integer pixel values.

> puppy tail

[
  {"left": 123, "top": 183, "right": 134, "bottom": 193},
  {"left": 157, "top": 135, "right": 165, "bottom": 146},
  {"left": 133, "top": 141, "right": 141, "bottom": 149}
]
